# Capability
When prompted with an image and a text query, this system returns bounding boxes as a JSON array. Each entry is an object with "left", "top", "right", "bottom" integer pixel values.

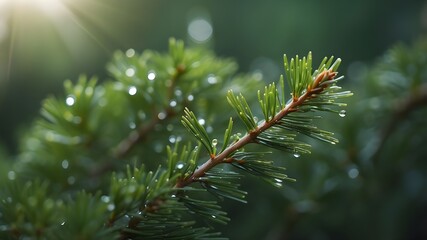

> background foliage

[{"left": 1, "top": 0, "right": 427, "bottom": 239}]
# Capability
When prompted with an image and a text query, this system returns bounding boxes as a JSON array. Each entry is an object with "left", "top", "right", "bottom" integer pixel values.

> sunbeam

[{"left": 0, "top": 0, "right": 124, "bottom": 87}]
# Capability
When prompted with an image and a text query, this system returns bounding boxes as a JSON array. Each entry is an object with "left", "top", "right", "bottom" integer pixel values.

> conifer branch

[
  {"left": 1, "top": 39, "right": 352, "bottom": 239},
  {"left": 176, "top": 68, "right": 341, "bottom": 188}
]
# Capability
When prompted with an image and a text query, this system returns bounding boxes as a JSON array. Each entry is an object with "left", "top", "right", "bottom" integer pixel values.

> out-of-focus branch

[{"left": 372, "top": 83, "right": 427, "bottom": 162}]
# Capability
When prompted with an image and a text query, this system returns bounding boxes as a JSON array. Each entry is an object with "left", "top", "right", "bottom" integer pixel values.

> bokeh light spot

[{"left": 187, "top": 18, "right": 213, "bottom": 43}]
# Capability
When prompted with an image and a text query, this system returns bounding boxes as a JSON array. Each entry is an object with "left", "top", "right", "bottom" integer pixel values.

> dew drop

[
  {"left": 158, "top": 111, "right": 167, "bottom": 120},
  {"left": 207, "top": 74, "right": 218, "bottom": 84},
  {"left": 129, "top": 122, "right": 136, "bottom": 129},
  {"left": 176, "top": 162, "right": 184, "bottom": 170},
  {"left": 125, "top": 48, "right": 135, "bottom": 58},
  {"left": 253, "top": 116, "right": 259, "bottom": 123},
  {"left": 138, "top": 110, "right": 146, "bottom": 120},
  {"left": 154, "top": 143, "right": 163, "bottom": 153},
  {"left": 206, "top": 126, "right": 213, "bottom": 133},
  {"left": 293, "top": 152, "right": 301, "bottom": 158},
  {"left": 187, "top": 94, "right": 194, "bottom": 101},
  {"left": 125, "top": 68, "right": 135, "bottom": 77},
  {"left": 169, "top": 100, "right": 177, "bottom": 107},
  {"left": 147, "top": 71, "right": 156, "bottom": 81},
  {"left": 198, "top": 118, "right": 206, "bottom": 125},
  {"left": 348, "top": 167, "right": 359, "bottom": 179},
  {"left": 61, "top": 160, "right": 69, "bottom": 169},
  {"left": 211, "top": 215, "right": 217, "bottom": 219},
  {"left": 7, "top": 171, "right": 16, "bottom": 180},
  {"left": 107, "top": 203, "right": 115, "bottom": 211},
  {"left": 175, "top": 89, "right": 182, "bottom": 97},
  {"left": 101, "top": 195, "right": 110, "bottom": 203},
  {"left": 274, "top": 178, "right": 283, "bottom": 183},
  {"left": 67, "top": 176, "right": 76, "bottom": 185},
  {"left": 128, "top": 86, "right": 137, "bottom": 96},
  {"left": 169, "top": 135, "right": 176, "bottom": 143},
  {"left": 60, "top": 222, "right": 66, "bottom": 226},
  {"left": 65, "top": 95, "right": 75, "bottom": 106},
  {"left": 339, "top": 110, "right": 346, "bottom": 117},
  {"left": 212, "top": 139, "right": 218, "bottom": 147}
]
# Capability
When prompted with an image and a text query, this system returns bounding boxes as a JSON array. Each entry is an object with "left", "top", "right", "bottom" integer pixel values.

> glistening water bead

[
  {"left": 198, "top": 118, "right": 206, "bottom": 125},
  {"left": 65, "top": 95, "right": 75, "bottom": 106},
  {"left": 148, "top": 71, "right": 156, "bottom": 81},
  {"left": 128, "top": 86, "right": 137, "bottom": 96},
  {"left": 169, "top": 100, "right": 177, "bottom": 107},
  {"left": 158, "top": 112, "right": 167, "bottom": 120},
  {"left": 339, "top": 110, "right": 346, "bottom": 117},
  {"left": 61, "top": 159, "right": 69, "bottom": 169},
  {"left": 207, "top": 74, "right": 218, "bottom": 84},
  {"left": 125, "top": 48, "right": 135, "bottom": 58},
  {"left": 169, "top": 135, "right": 177, "bottom": 143},
  {"left": 126, "top": 68, "right": 135, "bottom": 77},
  {"left": 176, "top": 162, "right": 184, "bottom": 169}
]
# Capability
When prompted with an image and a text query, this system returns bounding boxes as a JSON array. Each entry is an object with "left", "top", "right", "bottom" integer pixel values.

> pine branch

[
  {"left": 2, "top": 39, "right": 352, "bottom": 239},
  {"left": 176, "top": 56, "right": 350, "bottom": 188}
]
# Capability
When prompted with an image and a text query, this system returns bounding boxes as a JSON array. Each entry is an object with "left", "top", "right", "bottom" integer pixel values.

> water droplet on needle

[{"left": 212, "top": 139, "right": 218, "bottom": 147}]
